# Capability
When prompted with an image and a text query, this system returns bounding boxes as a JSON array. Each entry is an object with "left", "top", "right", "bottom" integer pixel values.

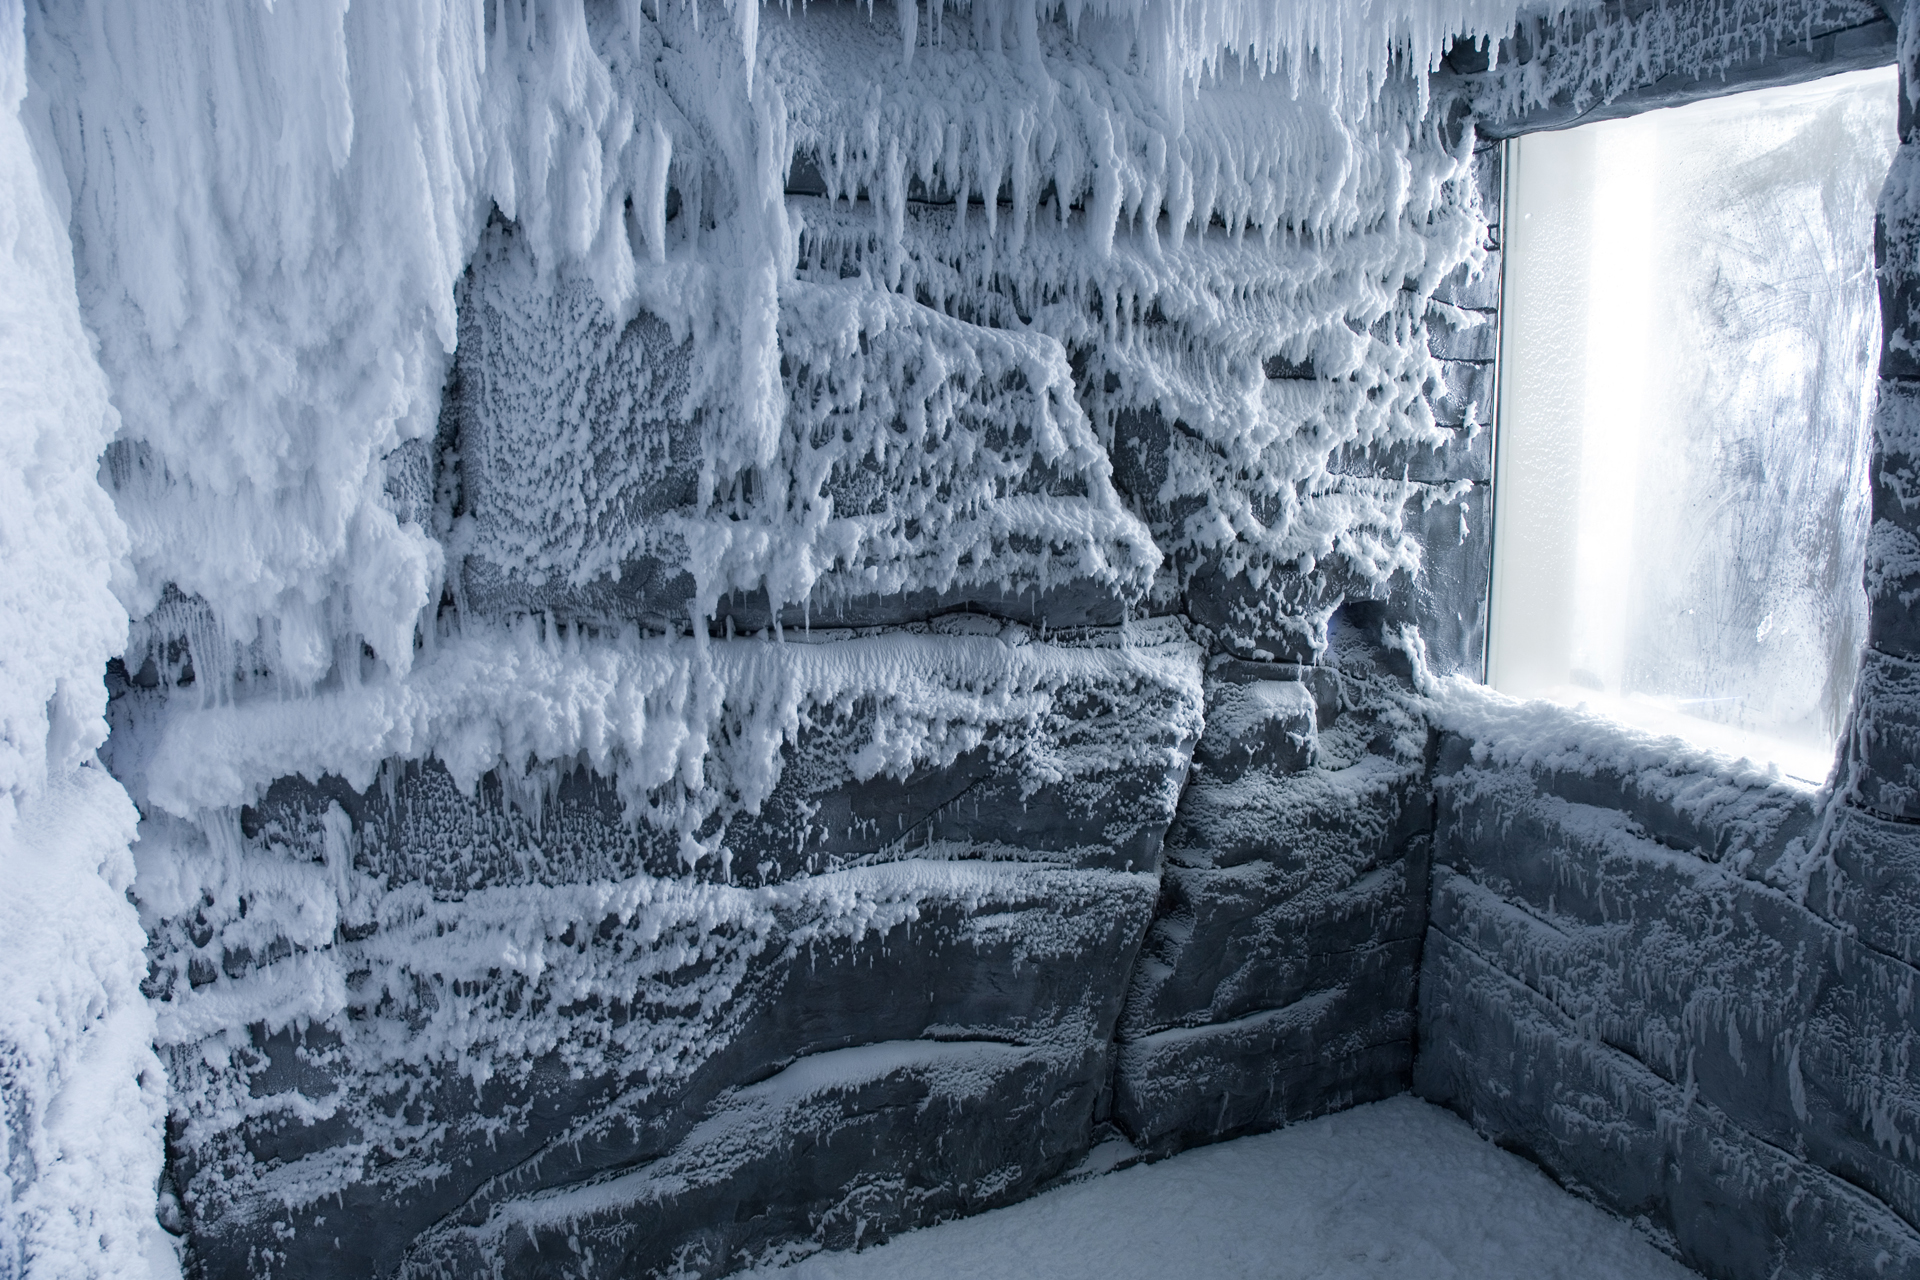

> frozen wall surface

[
  {"left": 6, "top": 0, "right": 1528, "bottom": 1276},
  {"left": 6, "top": 0, "right": 1920, "bottom": 1276}
]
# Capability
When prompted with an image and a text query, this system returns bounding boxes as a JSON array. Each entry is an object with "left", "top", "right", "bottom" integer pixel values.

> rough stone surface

[
  {"left": 1840, "top": 646, "right": 1920, "bottom": 819},
  {"left": 110, "top": 2, "right": 1920, "bottom": 1277},
  {"left": 1804, "top": 799, "right": 1920, "bottom": 966},
  {"left": 400, "top": 1038, "right": 1108, "bottom": 1278},
  {"left": 1417, "top": 735, "right": 1920, "bottom": 1279},
  {"left": 1110, "top": 623, "right": 1434, "bottom": 1155},
  {"left": 1418, "top": 929, "right": 1920, "bottom": 1280},
  {"left": 140, "top": 623, "right": 1201, "bottom": 1279},
  {"left": 1866, "top": 381, "right": 1920, "bottom": 655},
  {"left": 1114, "top": 974, "right": 1415, "bottom": 1155},
  {"left": 1443, "top": 0, "right": 1896, "bottom": 140}
]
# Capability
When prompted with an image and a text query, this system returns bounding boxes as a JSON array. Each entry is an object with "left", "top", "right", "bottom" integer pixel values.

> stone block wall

[
  {"left": 40, "top": 1, "right": 1920, "bottom": 1276},
  {"left": 1416, "top": 728, "right": 1920, "bottom": 1278},
  {"left": 126, "top": 622, "right": 1207, "bottom": 1279},
  {"left": 1110, "top": 630, "right": 1435, "bottom": 1156},
  {"left": 82, "top": 5, "right": 1497, "bottom": 1270}
]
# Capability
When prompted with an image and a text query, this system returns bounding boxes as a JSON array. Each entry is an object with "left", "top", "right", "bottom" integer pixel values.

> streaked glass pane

[{"left": 1489, "top": 65, "right": 1897, "bottom": 783}]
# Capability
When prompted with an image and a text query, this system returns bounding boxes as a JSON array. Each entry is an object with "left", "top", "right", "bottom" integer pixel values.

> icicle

[
  {"left": 641, "top": 119, "right": 673, "bottom": 264},
  {"left": 734, "top": 0, "right": 760, "bottom": 96},
  {"left": 884, "top": 134, "right": 906, "bottom": 287},
  {"left": 897, "top": 0, "right": 917, "bottom": 65}
]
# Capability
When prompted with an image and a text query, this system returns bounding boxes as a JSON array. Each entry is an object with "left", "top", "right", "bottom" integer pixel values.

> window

[{"left": 1487, "top": 65, "right": 1898, "bottom": 784}]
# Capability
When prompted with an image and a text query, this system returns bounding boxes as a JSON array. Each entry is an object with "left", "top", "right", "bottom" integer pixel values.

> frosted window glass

[{"left": 1488, "top": 66, "right": 1897, "bottom": 784}]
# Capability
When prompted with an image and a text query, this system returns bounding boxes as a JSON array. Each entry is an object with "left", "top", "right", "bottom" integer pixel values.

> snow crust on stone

[
  {"left": 143, "top": 842, "right": 1152, "bottom": 1228},
  {"left": 461, "top": 1037, "right": 1045, "bottom": 1245},
  {"left": 1464, "top": 0, "right": 1881, "bottom": 122},
  {"left": 1428, "top": 676, "right": 1819, "bottom": 870},
  {"left": 125, "top": 616, "right": 1202, "bottom": 864},
  {"left": 0, "top": 1, "right": 169, "bottom": 1274},
  {"left": 0, "top": 770, "right": 168, "bottom": 1280},
  {"left": 129, "top": 620, "right": 1196, "bottom": 1229}
]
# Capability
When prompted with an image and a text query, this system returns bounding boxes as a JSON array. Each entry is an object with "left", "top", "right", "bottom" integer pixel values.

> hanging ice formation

[
  {"left": 35, "top": 0, "right": 1549, "bottom": 679},
  {"left": 1, "top": 0, "right": 1573, "bottom": 1274},
  {"left": 10, "top": 0, "right": 1550, "bottom": 841}
]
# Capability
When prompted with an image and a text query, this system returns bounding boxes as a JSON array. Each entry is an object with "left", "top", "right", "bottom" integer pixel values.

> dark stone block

[
  {"left": 1430, "top": 256, "right": 1500, "bottom": 312},
  {"left": 1869, "top": 381, "right": 1920, "bottom": 654},
  {"left": 1417, "top": 928, "right": 1920, "bottom": 1280},
  {"left": 1805, "top": 799, "right": 1920, "bottom": 966},
  {"left": 1882, "top": 148, "right": 1920, "bottom": 382},
  {"left": 397, "top": 1039, "right": 1105, "bottom": 1278},
  {"left": 1122, "top": 863, "right": 1426, "bottom": 1038},
  {"left": 1206, "top": 658, "right": 1343, "bottom": 726},
  {"left": 1168, "top": 752, "right": 1431, "bottom": 875},
  {"left": 181, "top": 868, "right": 1160, "bottom": 1280},
  {"left": 1426, "top": 311, "right": 1497, "bottom": 364},
  {"left": 1454, "top": 2, "right": 1896, "bottom": 141},
  {"left": 1430, "top": 360, "right": 1494, "bottom": 428},
  {"left": 1838, "top": 645, "right": 1920, "bottom": 819},
  {"left": 1112, "top": 966, "right": 1415, "bottom": 1155},
  {"left": 1872, "top": 378, "right": 1920, "bottom": 519},
  {"left": 1127, "top": 692, "right": 1431, "bottom": 1039},
  {"left": 1427, "top": 765, "right": 1920, "bottom": 1243},
  {"left": 1432, "top": 730, "right": 1818, "bottom": 875},
  {"left": 1381, "top": 481, "right": 1491, "bottom": 679},
  {"left": 1190, "top": 678, "right": 1318, "bottom": 782},
  {"left": 1182, "top": 561, "right": 1351, "bottom": 664},
  {"left": 1331, "top": 423, "right": 1492, "bottom": 486},
  {"left": 1867, "top": 524, "right": 1920, "bottom": 656},
  {"left": 1106, "top": 632, "right": 1432, "bottom": 1154}
]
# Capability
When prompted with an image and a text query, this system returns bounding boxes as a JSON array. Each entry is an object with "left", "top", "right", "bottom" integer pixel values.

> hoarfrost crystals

[
  {"left": 3, "top": 0, "right": 1550, "bottom": 1270},
  {"left": 28, "top": 0, "right": 1544, "bottom": 684},
  {"left": 1, "top": 1, "right": 166, "bottom": 1274}
]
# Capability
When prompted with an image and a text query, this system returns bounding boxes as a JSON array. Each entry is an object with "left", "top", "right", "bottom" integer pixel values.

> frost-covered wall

[
  {"left": 1417, "top": 4, "right": 1920, "bottom": 1279},
  {"left": 16, "top": 0, "right": 1917, "bottom": 1275},
  {"left": 5, "top": 0, "right": 1538, "bottom": 1276}
]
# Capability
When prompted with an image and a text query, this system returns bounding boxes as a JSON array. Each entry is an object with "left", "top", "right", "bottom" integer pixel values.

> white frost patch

[
  {"left": 1429, "top": 677, "right": 1818, "bottom": 858},
  {"left": 0, "top": 3, "right": 165, "bottom": 1274},
  {"left": 25, "top": 0, "right": 1552, "bottom": 684},
  {"left": 0, "top": 0, "right": 128, "bottom": 837},
  {"left": 133, "top": 618, "right": 1203, "bottom": 867},
  {"left": 751, "top": 1094, "right": 1699, "bottom": 1280},
  {"left": 0, "top": 768, "right": 171, "bottom": 1280}
]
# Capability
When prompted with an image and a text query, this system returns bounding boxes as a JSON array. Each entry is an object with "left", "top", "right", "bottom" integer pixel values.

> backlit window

[{"left": 1488, "top": 65, "right": 1898, "bottom": 783}]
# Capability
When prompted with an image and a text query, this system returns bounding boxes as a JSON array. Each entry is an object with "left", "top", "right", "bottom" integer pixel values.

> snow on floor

[{"left": 756, "top": 1096, "right": 1698, "bottom": 1280}]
